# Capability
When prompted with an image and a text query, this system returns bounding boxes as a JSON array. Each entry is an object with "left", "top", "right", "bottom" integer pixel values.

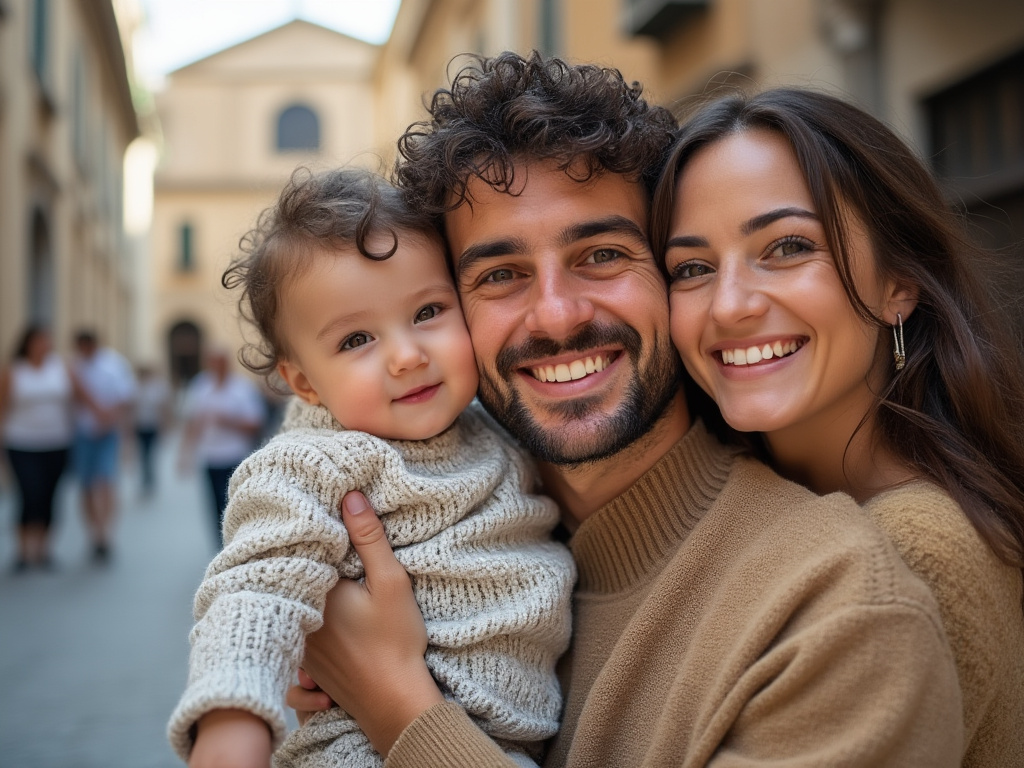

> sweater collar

[{"left": 569, "top": 420, "right": 739, "bottom": 594}]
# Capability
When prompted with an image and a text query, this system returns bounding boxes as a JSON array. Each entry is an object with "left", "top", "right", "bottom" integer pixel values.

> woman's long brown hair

[{"left": 652, "top": 88, "right": 1024, "bottom": 590}]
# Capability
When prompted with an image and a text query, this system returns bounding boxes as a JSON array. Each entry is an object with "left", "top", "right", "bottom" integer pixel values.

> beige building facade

[
  {"left": 150, "top": 20, "right": 380, "bottom": 384},
  {"left": 0, "top": 0, "right": 139, "bottom": 359}
]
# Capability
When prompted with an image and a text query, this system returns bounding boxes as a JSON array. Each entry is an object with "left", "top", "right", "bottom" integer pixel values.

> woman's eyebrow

[
  {"left": 665, "top": 234, "right": 709, "bottom": 249},
  {"left": 741, "top": 207, "right": 818, "bottom": 236}
]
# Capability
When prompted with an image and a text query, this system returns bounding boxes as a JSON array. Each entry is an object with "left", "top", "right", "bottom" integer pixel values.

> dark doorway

[
  {"left": 168, "top": 320, "right": 202, "bottom": 386},
  {"left": 29, "top": 207, "right": 55, "bottom": 325}
]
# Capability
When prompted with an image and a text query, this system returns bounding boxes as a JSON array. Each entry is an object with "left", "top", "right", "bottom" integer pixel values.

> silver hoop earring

[{"left": 892, "top": 313, "right": 906, "bottom": 371}]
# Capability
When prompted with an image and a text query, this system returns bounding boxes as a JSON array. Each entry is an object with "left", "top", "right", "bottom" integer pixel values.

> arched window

[{"left": 276, "top": 104, "right": 320, "bottom": 152}]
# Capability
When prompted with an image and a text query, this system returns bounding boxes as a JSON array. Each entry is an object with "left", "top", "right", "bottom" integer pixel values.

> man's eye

[
  {"left": 415, "top": 304, "right": 440, "bottom": 323},
  {"left": 341, "top": 332, "right": 371, "bottom": 350},
  {"left": 588, "top": 248, "right": 622, "bottom": 264},
  {"left": 484, "top": 268, "right": 517, "bottom": 283}
]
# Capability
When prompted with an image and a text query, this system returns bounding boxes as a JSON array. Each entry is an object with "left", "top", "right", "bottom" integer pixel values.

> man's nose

[{"left": 523, "top": 267, "right": 596, "bottom": 340}]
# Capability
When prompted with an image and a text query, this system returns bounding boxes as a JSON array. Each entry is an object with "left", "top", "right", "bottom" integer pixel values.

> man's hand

[
  {"left": 188, "top": 709, "right": 272, "bottom": 768},
  {"left": 297, "top": 491, "right": 445, "bottom": 756}
]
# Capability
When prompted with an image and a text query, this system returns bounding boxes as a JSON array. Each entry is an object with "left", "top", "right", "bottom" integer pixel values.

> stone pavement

[{"left": 0, "top": 431, "right": 220, "bottom": 768}]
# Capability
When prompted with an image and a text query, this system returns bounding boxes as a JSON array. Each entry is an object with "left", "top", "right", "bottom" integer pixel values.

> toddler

[{"left": 167, "top": 169, "right": 575, "bottom": 768}]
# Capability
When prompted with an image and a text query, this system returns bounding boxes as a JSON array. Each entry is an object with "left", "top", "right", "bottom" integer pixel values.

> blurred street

[{"left": 0, "top": 430, "right": 214, "bottom": 768}]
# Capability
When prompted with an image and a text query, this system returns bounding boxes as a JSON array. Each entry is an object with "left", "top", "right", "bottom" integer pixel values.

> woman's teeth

[
  {"left": 531, "top": 355, "right": 609, "bottom": 382},
  {"left": 721, "top": 340, "right": 800, "bottom": 366}
]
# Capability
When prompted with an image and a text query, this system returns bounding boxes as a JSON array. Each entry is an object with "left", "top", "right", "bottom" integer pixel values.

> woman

[
  {"left": 651, "top": 87, "right": 1024, "bottom": 766},
  {"left": 177, "top": 346, "right": 265, "bottom": 548},
  {"left": 0, "top": 326, "right": 74, "bottom": 570}
]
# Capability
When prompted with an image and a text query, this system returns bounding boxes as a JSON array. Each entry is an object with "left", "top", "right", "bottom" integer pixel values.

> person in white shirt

[
  {"left": 133, "top": 365, "right": 172, "bottom": 498},
  {"left": 0, "top": 326, "right": 74, "bottom": 570},
  {"left": 72, "top": 330, "right": 136, "bottom": 562},
  {"left": 178, "top": 346, "right": 265, "bottom": 547}
]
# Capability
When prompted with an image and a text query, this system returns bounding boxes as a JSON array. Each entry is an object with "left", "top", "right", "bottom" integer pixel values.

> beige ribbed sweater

[
  {"left": 865, "top": 483, "right": 1024, "bottom": 767},
  {"left": 167, "top": 399, "right": 575, "bottom": 768},
  {"left": 386, "top": 422, "right": 963, "bottom": 767}
]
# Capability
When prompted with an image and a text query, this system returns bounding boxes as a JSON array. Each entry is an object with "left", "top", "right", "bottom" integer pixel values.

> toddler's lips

[{"left": 395, "top": 383, "right": 440, "bottom": 404}]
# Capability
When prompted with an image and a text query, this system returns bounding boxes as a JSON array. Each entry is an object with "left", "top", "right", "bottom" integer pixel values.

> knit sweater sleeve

[
  {"left": 700, "top": 598, "right": 962, "bottom": 766},
  {"left": 865, "top": 483, "right": 1024, "bottom": 765},
  {"left": 386, "top": 703, "right": 522, "bottom": 768},
  {"left": 167, "top": 405, "right": 369, "bottom": 759}
]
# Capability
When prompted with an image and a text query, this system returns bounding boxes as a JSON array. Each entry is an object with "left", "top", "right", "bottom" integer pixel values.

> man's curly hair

[{"left": 395, "top": 51, "right": 677, "bottom": 217}]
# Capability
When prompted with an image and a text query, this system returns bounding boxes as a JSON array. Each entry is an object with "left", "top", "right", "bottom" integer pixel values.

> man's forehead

[{"left": 443, "top": 161, "right": 649, "bottom": 243}]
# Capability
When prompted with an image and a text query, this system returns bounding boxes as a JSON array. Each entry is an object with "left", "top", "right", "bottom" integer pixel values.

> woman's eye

[
  {"left": 415, "top": 304, "right": 440, "bottom": 323},
  {"left": 588, "top": 248, "right": 622, "bottom": 264},
  {"left": 670, "top": 262, "right": 714, "bottom": 281},
  {"left": 771, "top": 237, "right": 814, "bottom": 259},
  {"left": 341, "top": 332, "right": 371, "bottom": 350}
]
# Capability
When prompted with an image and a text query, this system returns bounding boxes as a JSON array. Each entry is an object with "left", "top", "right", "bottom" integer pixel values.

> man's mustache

[{"left": 494, "top": 323, "right": 644, "bottom": 379}]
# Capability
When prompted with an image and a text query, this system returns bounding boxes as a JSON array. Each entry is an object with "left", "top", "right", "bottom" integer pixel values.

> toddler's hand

[
  {"left": 189, "top": 709, "right": 272, "bottom": 768},
  {"left": 286, "top": 668, "right": 335, "bottom": 726}
]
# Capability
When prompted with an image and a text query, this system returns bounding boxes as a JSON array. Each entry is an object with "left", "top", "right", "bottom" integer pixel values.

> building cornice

[
  {"left": 154, "top": 177, "right": 288, "bottom": 194},
  {"left": 81, "top": 0, "right": 139, "bottom": 141}
]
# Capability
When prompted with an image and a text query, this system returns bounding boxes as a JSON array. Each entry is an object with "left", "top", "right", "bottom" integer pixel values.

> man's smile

[{"left": 528, "top": 352, "right": 618, "bottom": 382}]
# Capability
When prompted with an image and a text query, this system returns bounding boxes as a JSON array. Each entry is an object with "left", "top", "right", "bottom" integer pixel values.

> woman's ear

[
  {"left": 277, "top": 360, "right": 320, "bottom": 406},
  {"left": 881, "top": 281, "right": 919, "bottom": 324}
]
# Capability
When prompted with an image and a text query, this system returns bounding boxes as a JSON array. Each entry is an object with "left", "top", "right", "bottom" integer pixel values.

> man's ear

[
  {"left": 277, "top": 360, "right": 320, "bottom": 406},
  {"left": 881, "top": 281, "right": 919, "bottom": 324}
]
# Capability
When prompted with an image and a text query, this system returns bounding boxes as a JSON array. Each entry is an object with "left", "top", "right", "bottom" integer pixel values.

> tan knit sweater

[
  {"left": 167, "top": 399, "right": 575, "bottom": 768},
  {"left": 865, "top": 483, "right": 1024, "bottom": 767},
  {"left": 386, "top": 422, "right": 963, "bottom": 767}
]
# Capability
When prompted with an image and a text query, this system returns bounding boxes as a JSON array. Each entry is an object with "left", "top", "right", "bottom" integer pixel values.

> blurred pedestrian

[
  {"left": 178, "top": 346, "right": 264, "bottom": 547},
  {"left": 0, "top": 326, "right": 73, "bottom": 570},
  {"left": 72, "top": 330, "right": 136, "bottom": 562},
  {"left": 133, "top": 364, "right": 172, "bottom": 498}
]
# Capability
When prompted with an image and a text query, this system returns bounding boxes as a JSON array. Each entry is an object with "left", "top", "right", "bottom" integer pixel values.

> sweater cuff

[
  {"left": 166, "top": 665, "right": 288, "bottom": 761},
  {"left": 385, "top": 701, "right": 516, "bottom": 768}
]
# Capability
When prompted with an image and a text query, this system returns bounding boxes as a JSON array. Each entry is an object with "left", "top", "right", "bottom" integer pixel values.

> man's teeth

[
  {"left": 721, "top": 341, "right": 800, "bottom": 366},
  {"left": 531, "top": 355, "right": 609, "bottom": 383}
]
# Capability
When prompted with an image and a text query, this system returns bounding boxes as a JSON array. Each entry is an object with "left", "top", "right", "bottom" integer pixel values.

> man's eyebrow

[
  {"left": 559, "top": 215, "right": 647, "bottom": 247},
  {"left": 456, "top": 237, "right": 527, "bottom": 276},
  {"left": 741, "top": 207, "right": 818, "bottom": 236}
]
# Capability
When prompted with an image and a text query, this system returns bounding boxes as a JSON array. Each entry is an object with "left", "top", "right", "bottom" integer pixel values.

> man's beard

[{"left": 476, "top": 322, "right": 681, "bottom": 466}]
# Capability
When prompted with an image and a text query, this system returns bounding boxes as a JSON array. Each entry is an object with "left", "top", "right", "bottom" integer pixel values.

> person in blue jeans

[{"left": 72, "top": 330, "right": 136, "bottom": 562}]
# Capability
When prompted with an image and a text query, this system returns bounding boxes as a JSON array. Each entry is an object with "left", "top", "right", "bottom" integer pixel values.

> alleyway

[{"left": 0, "top": 431, "right": 224, "bottom": 767}]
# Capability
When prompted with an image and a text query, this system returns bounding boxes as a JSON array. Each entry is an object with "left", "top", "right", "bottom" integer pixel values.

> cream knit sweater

[{"left": 167, "top": 399, "right": 575, "bottom": 768}]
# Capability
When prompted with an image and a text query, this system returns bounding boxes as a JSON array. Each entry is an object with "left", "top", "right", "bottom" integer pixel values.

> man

[
  {"left": 72, "top": 330, "right": 136, "bottom": 561},
  {"left": 288, "top": 53, "right": 962, "bottom": 766}
]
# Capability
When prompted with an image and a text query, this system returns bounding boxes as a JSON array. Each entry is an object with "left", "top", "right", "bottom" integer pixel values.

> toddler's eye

[
  {"left": 415, "top": 304, "right": 440, "bottom": 323},
  {"left": 341, "top": 332, "right": 371, "bottom": 350}
]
